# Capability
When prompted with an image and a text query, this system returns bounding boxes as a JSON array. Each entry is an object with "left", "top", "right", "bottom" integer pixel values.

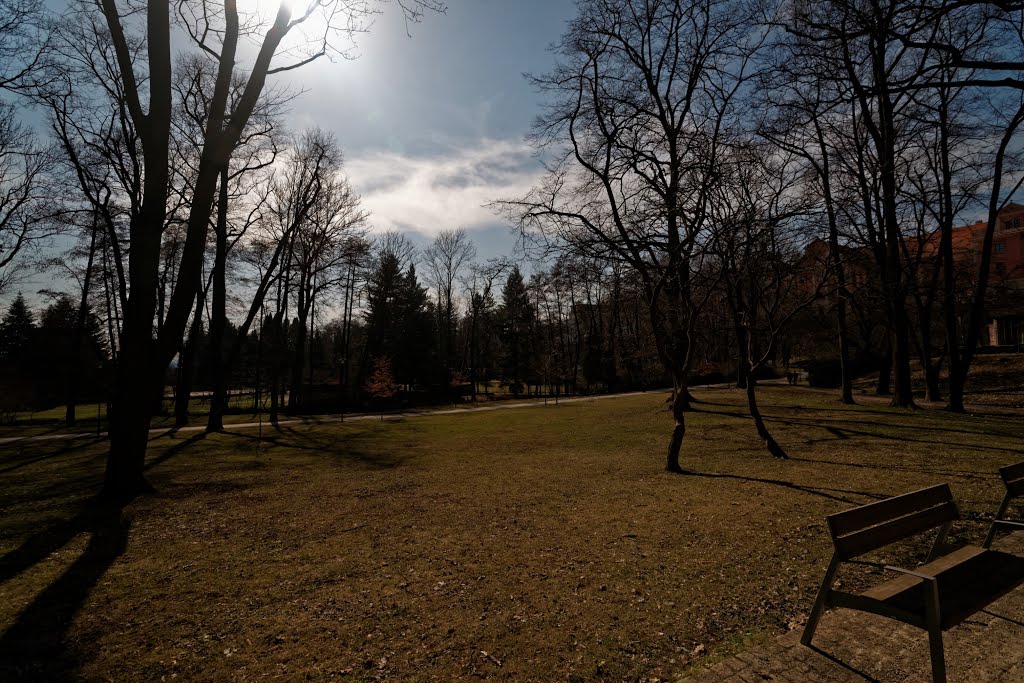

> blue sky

[
  {"left": 3, "top": 0, "right": 576, "bottom": 303},
  {"left": 283, "top": 0, "right": 578, "bottom": 259}
]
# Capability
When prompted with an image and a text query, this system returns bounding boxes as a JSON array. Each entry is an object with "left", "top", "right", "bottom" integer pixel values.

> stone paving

[{"left": 683, "top": 537, "right": 1024, "bottom": 682}]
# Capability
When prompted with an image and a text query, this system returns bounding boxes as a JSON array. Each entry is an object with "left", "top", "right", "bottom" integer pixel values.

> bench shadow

[
  {"left": 979, "top": 608, "right": 1024, "bottom": 629},
  {"left": 805, "top": 644, "right": 882, "bottom": 682},
  {"left": 0, "top": 501, "right": 130, "bottom": 681}
]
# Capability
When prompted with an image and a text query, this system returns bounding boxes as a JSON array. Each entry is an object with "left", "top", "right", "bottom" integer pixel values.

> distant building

[
  {"left": 795, "top": 204, "right": 1024, "bottom": 351},
  {"left": 942, "top": 204, "right": 1024, "bottom": 347}
]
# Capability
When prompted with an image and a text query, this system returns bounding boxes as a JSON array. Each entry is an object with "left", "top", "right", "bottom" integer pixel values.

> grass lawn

[{"left": 1, "top": 385, "right": 1023, "bottom": 681}]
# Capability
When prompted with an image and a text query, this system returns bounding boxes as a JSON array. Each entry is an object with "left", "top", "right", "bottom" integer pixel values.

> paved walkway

[
  {"left": 0, "top": 389, "right": 660, "bottom": 446},
  {"left": 683, "top": 535, "right": 1024, "bottom": 682}
]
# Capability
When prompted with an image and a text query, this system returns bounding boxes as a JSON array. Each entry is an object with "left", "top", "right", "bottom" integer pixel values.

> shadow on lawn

[
  {"left": 0, "top": 437, "right": 105, "bottom": 475},
  {"left": 222, "top": 426, "right": 411, "bottom": 469},
  {"left": 145, "top": 431, "right": 209, "bottom": 471},
  {"left": 779, "top": 418, "right": 1024, "bottom": 455},
  {"left": 805, "top": 644, "right": 882, "bottom": 682},
  {"left": 679, "top": 469, "right": 889, "bottom": 505},
  {"left": 0, "top": 501, "right": 130, "bottom": 681},
  {"left": 786, "top": 455, "right": 998, "bottom": 484}
]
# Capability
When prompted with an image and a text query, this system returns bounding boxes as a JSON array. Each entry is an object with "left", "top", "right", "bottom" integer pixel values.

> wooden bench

[
  {"left": 984, "top": 461, "right": 1024, "bottom": 549},
  {"left": 802, "top": 484, "right": 1024, "bottom": 683}
]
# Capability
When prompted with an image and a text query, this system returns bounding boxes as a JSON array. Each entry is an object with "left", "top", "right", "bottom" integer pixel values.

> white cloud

[{"left": 344, "top": 138, "right": 542, "bottom": 237}]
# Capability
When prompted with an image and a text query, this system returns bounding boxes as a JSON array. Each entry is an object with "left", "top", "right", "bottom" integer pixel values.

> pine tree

[
  {"left": 499, "top": 267, "right": 534, "bottom": 394},
  {"left": 394, "top": 264, "right": 435, "bottom": 387},
  {"left": 0, "top": 293, "right": 37, "bottom": 412},
  {"left": 0, "top": 293, "right": 36, "bottom": 364},
  {"left": 364, "top": 256, "right": 438, "bottom": 390}
]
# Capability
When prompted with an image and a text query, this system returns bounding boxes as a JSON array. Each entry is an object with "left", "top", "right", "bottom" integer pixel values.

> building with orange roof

[{"left": 945, "top": 204, "right": 1024, "bottom": 348}]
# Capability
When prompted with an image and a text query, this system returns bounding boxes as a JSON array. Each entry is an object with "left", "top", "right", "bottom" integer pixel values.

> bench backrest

[
  {"left": 826, "top": 484, "right": 959, "bottom": 560},
  {"left": 999, "top": 461, "right": 1024, "bottom": 497}
]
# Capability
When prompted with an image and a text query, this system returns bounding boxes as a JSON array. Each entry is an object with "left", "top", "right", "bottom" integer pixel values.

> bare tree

[
  {"left": 786, "top": 0, "right": 932, "bottom": 407},
  {"left": 461, "top": 258, "right": 507, "bottom": 399},
  {"left": 424, "top": 228, "right": 477, "bottom": 376},
  {"left": 0, "top": 0, "right": 47, "bottom": 91},
  {"left": 498, "top": 0, "right": 765, "bottom": 472},
  {"left": 56, "top": 0, "right": 444, "bottom": 500},
  {"left": 710, "top": 141, "right": 823, "bottom": 458},
  {"left": 0, "top": 104, "right": 53, "bottom": 294},
  {"left": 285, "top": 134, "right": 368, "bottom": 411},
  {"left": 244, "top": 128, "right": 342, "bottom": 423}
]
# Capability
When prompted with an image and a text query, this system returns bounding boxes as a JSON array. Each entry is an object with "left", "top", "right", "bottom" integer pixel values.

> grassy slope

[{"left": 1, "top": 386, "right": 1023, "bottom": 682}]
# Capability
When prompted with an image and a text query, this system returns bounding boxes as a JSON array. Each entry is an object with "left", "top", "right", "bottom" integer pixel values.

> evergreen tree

[
  {"left": 0, "top": 293, "right": 37, "bottom": 411},
  {"left": 363, "top": 250, "right": 404, "bottom": 376},
  {"left": 37, "top": 295, "right": 108, "bottom": 408},
  {"left": 0, "top": 293, "right": 36, "bottom": 364},
  {"left": 364, "top": 255, "right": 438, "bottom": 390},
  {"left": 394, "top": 264, "right": 435, "bottom": 387},
  {"left": 499, "top": 267, "right": 534, "bottom": 394}
]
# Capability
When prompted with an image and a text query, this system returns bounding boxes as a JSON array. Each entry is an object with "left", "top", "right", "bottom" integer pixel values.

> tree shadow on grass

[
  {"left": 144, "top": 431, "right": 208, "bottom": 472},
  {"left": 221, "top": 427, "right": 410, "bottom": 470},
  {"left": 0, "top": 432, "right": 203, "bottom": 591},
  {"left": 0, "top": 438, "right": 106, "bottom": 475},
  {"left": 785, "top": 456, "right": 998, "bottom": 484},
  {"left": 766, "top": 416, "right": 1024, "bottom": 455},
  {"left": 778, "top": 413, "right": 1024, "bottom": 441},
  {"left": 678, "top": 469, "right": 889, "bottom": 505},
  {"left": 707, "top": 403, "right": 1023, "bottom": 443},
  {"left": 0, "top": 502, "right": 130, "bottom": 681}
]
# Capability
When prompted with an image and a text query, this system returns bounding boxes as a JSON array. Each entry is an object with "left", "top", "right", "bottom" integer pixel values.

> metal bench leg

[
  {"left": 984, "top": 490, "right": 1013, "bottom": 549},
  {"left": 802, "top": 554, "right": 840, "bottom": 647},
  {"left": 926, "top": 581, "right": 946, "bottom": 683}
]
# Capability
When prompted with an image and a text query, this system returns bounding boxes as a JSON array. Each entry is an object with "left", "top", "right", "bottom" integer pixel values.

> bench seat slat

[
  {"left": 862, "top": 546, "right": 987, "bottom": 601},
  {"left": 833, "top": 501, "right": 958, "bottom": 560},
  {"left": 860, "top": 546, "right": 1024, "bottom": 630},
  {"left": 827, "top": 484, "right": 954, "bottom": 538}
]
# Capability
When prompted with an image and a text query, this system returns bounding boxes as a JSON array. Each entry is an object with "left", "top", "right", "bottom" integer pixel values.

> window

[
  {"left": 1006, "top": 218, "right": 1022, "bottom": 229},
  {"left": 995, "top": 242, "right": 1006, "bottom": 254},
  {"left": 995, "top": 262, "right": 1006, "bottom": 275}
]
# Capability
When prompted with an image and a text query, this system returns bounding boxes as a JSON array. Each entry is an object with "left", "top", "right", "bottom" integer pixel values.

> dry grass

[{"left": 1, "top": 385, "right": 1023, "bottom": 682}]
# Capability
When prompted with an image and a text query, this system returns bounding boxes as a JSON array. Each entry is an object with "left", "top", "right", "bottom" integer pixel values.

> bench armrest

[
  {"left": 992, "top": 519, "right": 1024, "bottom": 529},
  {"left": 883, "top": 564, "right": 937, "bottom": 582}
]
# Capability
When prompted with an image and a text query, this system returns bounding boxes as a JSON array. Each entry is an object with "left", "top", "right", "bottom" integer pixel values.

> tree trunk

[
  {"left": 951, "top": 104, "right": 1024, "bottom": 412},
  {"left": 105, "top": 341, "right": 158, "bottom": 501},
  {"left": 103, "top": 202, "right": 164, "bottom": 502},
  {"left": 924, "top": 359, "right": 943, "bottom": 403},
  {"left": 867, "top": 20, "right": 914, "bottom": 409},
  {"left": 289, "top": 308, "right": 308, "bottom": 412},
  {"left": 734, "top": 321, "right": 748, "bottom": 390},
  {"left": 746, "top": 375, "right": 787, "bottom": 459},
  {"left": 814, "top": 117, "right": 855, "bottom": 405},
  {"left": 207, "top": 167, "right": 229, "bottom": 432},
  {"left": 67, "top": 217, "right": 99, "bottom": 426},
  {"left": 666, "top": 374, "right": 687, "bottom": 474},
  {"left": 174, "top": 304, "right": 202, "bottom": 428},
  {"left": 877, "top": 343, "right": 892, "bottom": 396}
]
